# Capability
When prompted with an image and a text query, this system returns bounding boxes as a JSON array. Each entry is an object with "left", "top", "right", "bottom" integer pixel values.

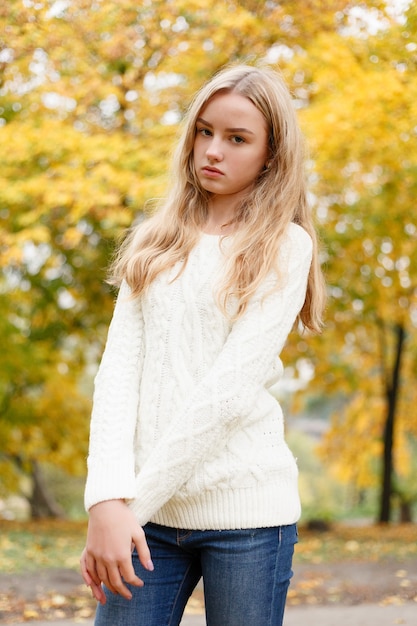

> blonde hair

[{"left": 110, "top": 64, "right": 326, "bottom": 332}]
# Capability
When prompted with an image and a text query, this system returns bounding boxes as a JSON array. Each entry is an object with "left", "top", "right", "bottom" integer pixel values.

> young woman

[{"left": 80, "top": 64, "right": 326, "bottom": 626}]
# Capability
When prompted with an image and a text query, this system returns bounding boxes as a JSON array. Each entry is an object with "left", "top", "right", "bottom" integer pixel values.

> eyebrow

[{"left": 196, "top": 117, "right": 255, "bottom": 135}]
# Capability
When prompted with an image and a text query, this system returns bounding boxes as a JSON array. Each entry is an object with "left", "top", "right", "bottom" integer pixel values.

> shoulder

[
  {"left": 285, "top": 222, "right": 313, "bottom": 252},
  {"left": 279, "top": 222, "right": 313, "bottom": 267}
]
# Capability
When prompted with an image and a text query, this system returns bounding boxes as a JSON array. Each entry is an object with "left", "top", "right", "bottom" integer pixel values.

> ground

[
  {"left": 1, "top": 521, "right": 417, "bottom": 622},
  {"left": 1, "top": 557, "right": 417, "bottom": 623},
  {"left": 289, "top": 558, "right": 417, "bottom": 606}
]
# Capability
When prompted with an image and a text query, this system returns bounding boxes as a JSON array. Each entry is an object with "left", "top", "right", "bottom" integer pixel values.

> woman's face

[{"left": 193, "top": 92, "right": 269, "bottom": 205}]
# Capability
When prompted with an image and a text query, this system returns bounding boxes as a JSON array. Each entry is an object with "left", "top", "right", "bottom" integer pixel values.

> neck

[
  {"left": 203, "top": 197, "right": 238, "bottom": 235},
  {"left": 203, "top": 216, "right": 236, "bottom": 235}
]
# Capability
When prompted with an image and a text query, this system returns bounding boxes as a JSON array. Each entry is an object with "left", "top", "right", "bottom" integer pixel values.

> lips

[{"left": 201, "top": 166, "right": 224, "bottom": 177}]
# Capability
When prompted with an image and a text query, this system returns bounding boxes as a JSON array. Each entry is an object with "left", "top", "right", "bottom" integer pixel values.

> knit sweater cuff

[{"left": 84, "top": 457, "right": 137, "bottom": 511}]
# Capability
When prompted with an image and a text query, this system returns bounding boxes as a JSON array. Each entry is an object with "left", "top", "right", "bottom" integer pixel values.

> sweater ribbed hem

[{"left": 139, "top": 482, "right": 301, "bottom": 530}]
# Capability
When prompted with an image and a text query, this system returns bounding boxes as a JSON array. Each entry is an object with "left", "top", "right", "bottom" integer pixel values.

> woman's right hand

[{"left": 80, "top": 499, "right": 153, "bottom": 604}]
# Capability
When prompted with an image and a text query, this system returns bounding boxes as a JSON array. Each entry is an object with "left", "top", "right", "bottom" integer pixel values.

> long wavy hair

[{"left": 109, "top": 64, "right": 326, "bottom": 332}]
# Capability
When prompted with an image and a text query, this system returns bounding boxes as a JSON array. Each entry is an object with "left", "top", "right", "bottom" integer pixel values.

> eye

[
  {"left": 231, "top": 135, "right": 245, "bottom": 144},
  {"left": 197, "top": 126, "right": 212, "bottom": 137}
]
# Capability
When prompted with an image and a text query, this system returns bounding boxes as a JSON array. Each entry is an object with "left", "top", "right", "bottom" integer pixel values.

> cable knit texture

[{"left": 85, "top": 223, "right": 312, "bottom": 530}]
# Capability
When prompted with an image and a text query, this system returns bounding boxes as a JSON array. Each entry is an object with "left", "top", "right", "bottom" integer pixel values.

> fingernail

[{"left": 147, "top": 559, "right": 154, "bottom": 571}]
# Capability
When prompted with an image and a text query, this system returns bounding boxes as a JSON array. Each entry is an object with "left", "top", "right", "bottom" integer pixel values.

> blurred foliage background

[{"left": 0, "top": 0, "right": 416, "bottom": 525}]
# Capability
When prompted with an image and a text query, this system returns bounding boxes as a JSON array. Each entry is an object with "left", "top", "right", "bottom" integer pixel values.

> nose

[{"left": 205, "top": 137, "right": 223, "bottom": 162}]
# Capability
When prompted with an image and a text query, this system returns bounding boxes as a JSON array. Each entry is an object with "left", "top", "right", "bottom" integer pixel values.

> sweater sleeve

[
  {"left": 130, "top": 225, "right": 313, "bottom": 525},
  {"left": 84, "top": 280, "right": 144, "bottom": 511}
]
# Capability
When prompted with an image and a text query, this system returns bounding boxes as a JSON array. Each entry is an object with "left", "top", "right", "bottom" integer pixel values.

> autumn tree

[
  {"left": 295, "top": 2, "right": 417, "bottom": 522},
  {"left": 0, "top": 0, "right": 341, "bottom": 516}
]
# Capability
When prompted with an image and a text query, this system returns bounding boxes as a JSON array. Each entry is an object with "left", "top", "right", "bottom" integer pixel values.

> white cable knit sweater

[{"left": 85, "top": 222, "right": 312, "bottom": 530}]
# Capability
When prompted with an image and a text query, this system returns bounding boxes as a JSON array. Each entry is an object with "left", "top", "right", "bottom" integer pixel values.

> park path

[
  {"left": 3, "top": 557, "right": 417, "bottom": 625},
  {"left": 11, "top": 602, "right": 417, "bottom": 625}
]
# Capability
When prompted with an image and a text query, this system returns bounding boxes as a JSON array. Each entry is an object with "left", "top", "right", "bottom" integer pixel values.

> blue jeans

[{"left": 95, "top": 521, "right": 298, "bottom": 626}]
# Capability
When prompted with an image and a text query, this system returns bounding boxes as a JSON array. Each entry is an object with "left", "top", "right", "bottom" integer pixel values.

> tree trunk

[
  {"left": 399, "top": 501, "right": 413, "bottom": 523},
  {"left": 378, "top": 323, "right": 406, "bottom": 523},
  {"left": 28, "top": 460, "right": 66, "bottom": 519}
]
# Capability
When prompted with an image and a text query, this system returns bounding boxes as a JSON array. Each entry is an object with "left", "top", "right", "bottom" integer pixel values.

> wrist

[{"left": 89, "top": 499, "right": 126, "bottom": 514}]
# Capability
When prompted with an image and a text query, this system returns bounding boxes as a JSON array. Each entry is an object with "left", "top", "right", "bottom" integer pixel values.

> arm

[
  {"left": 82, "top": 281, "right": 151, "bottom": 602},
  {"left": 131, "top": 225, "right": 313, "bottom": 525},
  {"left": 84, "top": 280, "right": 144, "bottom": 510}
]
